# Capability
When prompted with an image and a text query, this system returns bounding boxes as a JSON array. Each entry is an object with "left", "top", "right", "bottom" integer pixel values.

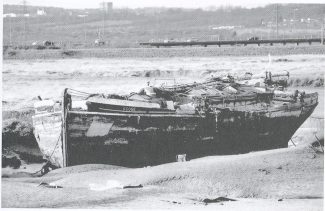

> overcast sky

[{"left": 3, "top": 0, "right": 325, "bottom": 9}]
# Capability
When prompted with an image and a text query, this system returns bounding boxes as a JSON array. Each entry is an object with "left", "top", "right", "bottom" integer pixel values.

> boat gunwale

[
  {"left": 67, "top": 110, "right": 203, "bottom": 118},
  {"left": 87, "top": 106, "right": 176, "bottom": 114}
]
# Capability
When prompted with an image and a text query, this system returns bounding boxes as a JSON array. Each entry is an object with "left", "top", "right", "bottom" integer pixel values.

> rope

[
  {"left": 66, "top": 89, "right": 92, "bottom": 101},
  {"left": 67, "top": 88, "right": 91, "bottom": 95},
  {"left": 48, "top": 133, "right": 61, "bottom": 159},
  {"left": 310, "top": 116, "right": 324, "bottom": 120},
  {"left": 290, "top": 138, "right": 296, "bottom": 147},
  {"left": 31, "top": 133, "right": 61, "bottom": 176}
]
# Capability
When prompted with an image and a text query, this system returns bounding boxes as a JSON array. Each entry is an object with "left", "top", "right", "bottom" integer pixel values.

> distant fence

[
  {"left": 4, "top": 37, "right": 324, "bottom": 50},
  {"left": 140, "top": 38, "right": 324, "bottom": 48}
]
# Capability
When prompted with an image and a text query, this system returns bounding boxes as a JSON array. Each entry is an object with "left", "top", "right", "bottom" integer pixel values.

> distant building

[
  {"left": 212, "top": 25, "right": 243, "bottom": 30},
  {"left": 3, "top": 13, "right": 17, "bottom": 18},
  {"left": 37, "top": 9, "right": 46, "bottom": 16},
  {"left": 208, "top": 34, "right": 220, "bottom": 41},
  {"left": 100, "top": 2, "right": 113, "bottom": 13}
]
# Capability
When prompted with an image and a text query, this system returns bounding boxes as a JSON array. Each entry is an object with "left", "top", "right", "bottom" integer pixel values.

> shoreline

[{"left": 3, "top": 45, "right": 325, "bottom": 60}]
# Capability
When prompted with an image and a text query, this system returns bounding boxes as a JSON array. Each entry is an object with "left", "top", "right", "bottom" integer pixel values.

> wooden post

[
  {"left": 321, "top": 24, "right": 324, "bottom": 45},
  {"left": 275, "top": 4, "right": 278, "bottom": 39},
  {"left": 61, "top": 88, "right": 69, "bottom": 167}
]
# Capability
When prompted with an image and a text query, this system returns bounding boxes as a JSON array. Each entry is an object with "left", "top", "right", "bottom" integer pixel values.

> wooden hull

[
  {"left": 86, "top": 101, "right": 175, "bottom": 114},
  {"left": 32, "top": 112, "right": 63, "bottom": 167},
  {"left": 32, "top": 89, "right": 318, "bottom": 168},
  {"left": 62, "top": 102, "right": 316, "bottom": 167}
]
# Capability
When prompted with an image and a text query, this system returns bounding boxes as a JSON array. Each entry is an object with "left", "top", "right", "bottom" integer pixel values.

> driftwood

[
  {"left": 123, "top": 184, "right": 143, "bottom": 189},
  {"left": 38, "top": 182, "right": 63, "bottom": 189}
]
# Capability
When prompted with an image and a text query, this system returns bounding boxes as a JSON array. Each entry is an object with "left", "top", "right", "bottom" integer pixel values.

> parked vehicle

[
  {"left": 248, "top": 37, "right": 259, "bottom": 41},
  {"left": 43, "top": 40, "right": 55, "bottom": 46},
  {"left": 95, "top": 39, "right": 105, "bottom": 46}
]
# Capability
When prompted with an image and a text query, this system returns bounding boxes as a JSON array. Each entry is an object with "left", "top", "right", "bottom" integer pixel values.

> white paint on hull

[{"left": 32, "top": 112, "right": 63, "bottom": 167}]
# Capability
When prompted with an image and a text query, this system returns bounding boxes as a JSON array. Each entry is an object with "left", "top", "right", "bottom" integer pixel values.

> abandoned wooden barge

[{"left": 32, "top": 78, "right": 318, "bottom": 168}]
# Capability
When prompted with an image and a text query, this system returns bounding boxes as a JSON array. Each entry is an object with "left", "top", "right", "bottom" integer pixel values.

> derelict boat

[{"left": 32, "top": 78, "right": 318, "bottom": 168}]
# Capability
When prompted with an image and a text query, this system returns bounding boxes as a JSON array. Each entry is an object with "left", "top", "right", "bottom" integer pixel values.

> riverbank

[{"left": 4, "top": 45, "right": 325, "bottom": 60}]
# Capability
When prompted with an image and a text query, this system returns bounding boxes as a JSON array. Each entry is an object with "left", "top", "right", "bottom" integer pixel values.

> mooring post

[
  {"left": 62, "top": 88, "right": 69, "bottom": 167},
  {"left": 321, "top": 21, "right": 324, "bottom": 45}
]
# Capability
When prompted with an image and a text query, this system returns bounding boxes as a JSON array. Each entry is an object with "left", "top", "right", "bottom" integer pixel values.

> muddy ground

[
  {"left": 1, "top": 144, "right": 323, "bottom": 209},
  {"left": 2, "top": 54, "right": 324, "bottom": 209}
]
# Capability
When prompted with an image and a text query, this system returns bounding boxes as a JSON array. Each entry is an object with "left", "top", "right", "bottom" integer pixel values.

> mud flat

[
  {"left": 4, "top": 45, "right": 325, "bottom": 60},
  {"left": 3, "top": 55, "right": 324, "bottom": 102},
  {"left": 2, "top": 54, "right": 324, "bottom": 209},
  {"left": 1, "top": 143, "right": 323, "bottom": 209},
  {"left": 2, "top": 55, "right": 323, "bottom": 169}
]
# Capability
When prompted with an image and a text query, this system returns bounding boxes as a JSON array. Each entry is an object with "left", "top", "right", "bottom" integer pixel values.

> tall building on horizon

[{"left": 100, "top": 2, "right": 113, "bottom": 13}]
